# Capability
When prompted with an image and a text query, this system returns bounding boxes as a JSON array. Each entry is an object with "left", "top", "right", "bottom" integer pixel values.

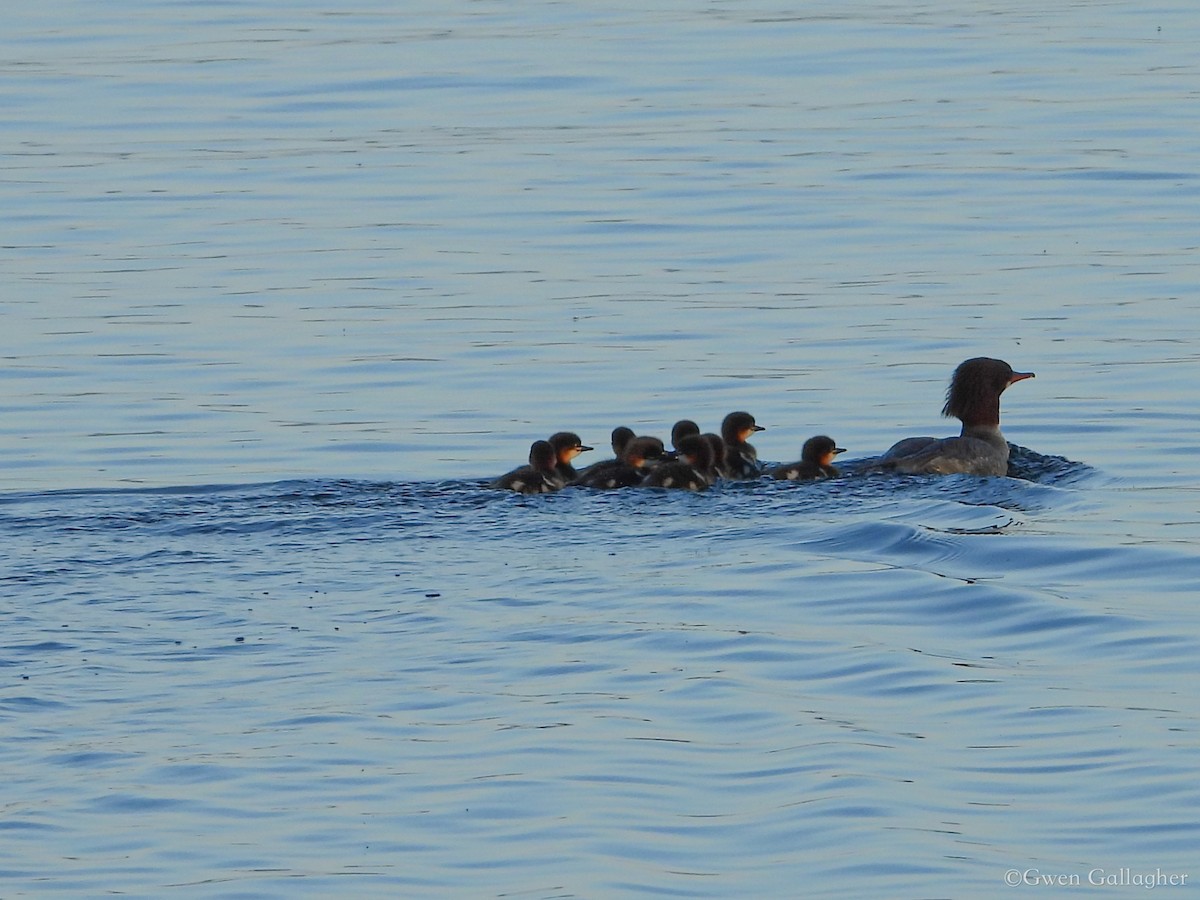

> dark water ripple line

[{"left": 0, "top": 695, "right": 71, "bottom": 712}]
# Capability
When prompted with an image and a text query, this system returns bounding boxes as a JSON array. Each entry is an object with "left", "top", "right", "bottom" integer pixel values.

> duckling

[
  {"left": 720, "top": 411, "right": 765, "bottom": 479},
  {"left": 490, "top": 441, "right": 561, "bottom": 494},
  {"left": 609, "top": 426, "right": 636, "bottom": 457},
  {"left": 547, "top": 431, "right": 594, "bottom": 487},
  {"left": 770, "top": 435, "right": 845, "bottom": 480},
  {"left": 670, "top": 419, "right": 700, "bottom": 453},
  {"left": 574, "top": 426, "right": 636, "bottom": 482},
  {"left": 575, "top": 436, "right": 668, "bottom": 489},
  {"left": 642, "top": 434, "right": 712, "bottom": 491}
]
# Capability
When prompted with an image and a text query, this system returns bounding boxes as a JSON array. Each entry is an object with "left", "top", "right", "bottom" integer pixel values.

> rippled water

[{"left": 4, "top": 1, "right": 1200, "bottom": 897}]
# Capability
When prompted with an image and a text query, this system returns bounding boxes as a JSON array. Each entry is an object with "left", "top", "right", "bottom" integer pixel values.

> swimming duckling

[
  {"left": 547, "top": 431, "right": 594, "bottom": 487},
  {"left": 770, "top": 435, "right": 845, "bottom": 480},
  {"left": 720, "top": 411, "right": 765, "bottom": 479},
  {"left": 670, "top": 419, "right": 700, "bottom": 453},
  {"left": 642, "top": 434, "right": 712, "bottom": 491},
  {"left": 574, "top": 426, "right": 636, "bottom": 482},
  {"left": 490, "top": 440, "right": 561, "bottom": 494},
  {"left": 575, "top": 436, "right": 668, "bottom": 489},
  {"left": 609, "top": 426, "right": 635, "bottom": 457}
]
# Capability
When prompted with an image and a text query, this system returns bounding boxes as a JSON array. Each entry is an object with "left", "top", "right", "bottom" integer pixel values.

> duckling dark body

[
  {"left": 642, "top": 434, "right": 711, "bottom": 491},
  {"left": 700, "top": 432, "right": 728, "bottom": 481},
  {"left": 574, "top": 426, "right": 635, "bottom": 482},
  {"left": 770, "top": 435, "right": 845, "bottom": 481},
  {"left": 720, "top": 411, "right": 765, "bottom": 479},
  {"left": 490, "top": 441, "right": 561, "bottom": 494},
  {"left": 575, "top": 436, "right": 667, "bottom": 489},
  {"left": 771, "top": 459, "right": 837, "bottom": 481}
]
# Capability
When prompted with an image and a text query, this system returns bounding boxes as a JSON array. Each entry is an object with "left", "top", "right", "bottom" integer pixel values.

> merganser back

[
  {"left": 873, "top": 357, "right": 1034, "bottom": 477},
  {"left": 770, "top": 435, "right": 846, "bottom": 481}
]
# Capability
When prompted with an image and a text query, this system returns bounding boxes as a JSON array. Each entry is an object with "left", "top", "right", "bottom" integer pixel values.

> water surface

[{"left": 3, "top": 1, "right": 1200, "bottom": 896}]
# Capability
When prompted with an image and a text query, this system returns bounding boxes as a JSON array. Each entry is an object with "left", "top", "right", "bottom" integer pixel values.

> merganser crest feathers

[{"left": 943, "top": 357, "right": 1020, "bottom": 427}]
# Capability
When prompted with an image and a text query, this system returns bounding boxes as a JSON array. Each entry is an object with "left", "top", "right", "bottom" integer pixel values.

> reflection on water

[{"left": 4, "top": 0, "right": 1200, "bottom": 896}]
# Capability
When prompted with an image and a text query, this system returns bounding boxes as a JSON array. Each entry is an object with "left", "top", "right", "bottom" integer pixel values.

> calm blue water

[{"left": 3, "top": 2, "right": 1200, "bottom": 897}]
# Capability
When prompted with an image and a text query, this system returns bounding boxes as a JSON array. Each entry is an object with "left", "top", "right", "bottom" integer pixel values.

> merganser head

[
  {"left": 610, "top": 426, "right": 635, "bottom": 456},
  {"left": 721, "top": 411, "right": 765, "bottom": 444},
  {"left": 621, "top": 436, "right": 667, "bottom": 468},
  {"left": 802, "top": 435, "right": 846, "bottom": 467},
  {"left": 528, "top": 440, "right": 558, "bottom": 472},
  {"left": 548, "top": 431, "right": 593, "bottom": 464},
  {"left": 677, "top": 434, "right": 713, "bottom": 471},
  {"left": 942, "top": 358, "right": 1035, "bottom": 427},
  {"left": 671, "top": 419, "right": 700, "bottom": 451}
]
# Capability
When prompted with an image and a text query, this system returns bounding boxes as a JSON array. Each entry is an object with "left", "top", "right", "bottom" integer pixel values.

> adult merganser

[
  {"left": 490, "top": 440, "right": 561, "bottom": 494},
  {"left": 720, "top": 411, "right": 765, "bottom": 479},
  {"left": 575, "top": 436, "right": 668, "bottom": 489},
  {"left": 873, "top": 357, "right": 1034, "bottom": 477},
  {"left": 770, "top": 435, "right": 846, "bottom": 481},
  {"left": 642, "top": 434, "right": 712, "bottom": 491},
  {"left": 547, "top": 431, "right": 594, "bottom": 487}
]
